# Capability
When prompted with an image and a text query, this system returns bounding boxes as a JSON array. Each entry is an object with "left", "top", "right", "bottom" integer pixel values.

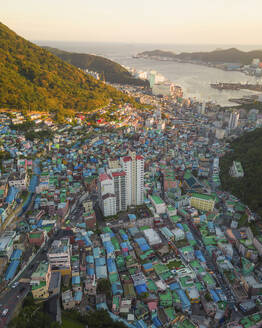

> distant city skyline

[{"left": 1, "top": 0, "right": 262, "bottom": 45}]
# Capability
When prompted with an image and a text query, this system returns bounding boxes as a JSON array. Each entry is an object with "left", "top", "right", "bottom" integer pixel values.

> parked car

[
  {"left": 2, "top": 308, "right": 8, "bottom": 317},
  {"left": 12, "top": 282, "right": 19, "bottom": 288}
]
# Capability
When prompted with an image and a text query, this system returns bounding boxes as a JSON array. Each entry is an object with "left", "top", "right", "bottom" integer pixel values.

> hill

[
  {"left": 138, "top": 48, "right": 262, "bottom": 65},
  {"left": 43, "top": 46, "right": 149, "bottom": 88},
  {"left": 220, "top": 128, "right": 262, "bottom": 217},
  {"left": 137, "top": 49, "right": 176, "bottom": 59},
  {"left": 0, "top": 22, "right": 134, "bottom": 117}
]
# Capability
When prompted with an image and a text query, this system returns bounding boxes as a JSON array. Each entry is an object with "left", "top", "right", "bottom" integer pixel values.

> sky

[{"left": 1, "top": 0, "right": 262, "bottom": 44}]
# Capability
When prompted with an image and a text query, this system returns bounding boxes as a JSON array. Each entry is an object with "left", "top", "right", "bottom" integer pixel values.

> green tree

[{"left": 96, "top": 278, "right": 112, "bottom": 298}]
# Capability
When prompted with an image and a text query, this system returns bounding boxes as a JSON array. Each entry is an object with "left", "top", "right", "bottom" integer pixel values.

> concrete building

[
  {"left": 111, "top": 171, "right": 127, "bottom": 213},
  {"left": 98, "top": 173, "right": 116, "bottom": 217},
  {"left": 120, "top": 151, "right": 144, "bottom": 206},
  {"left": 0, "top": 231, "right": 16, "bottom": 259},
  {"left": 190, "top": 193, "right": 215, "bottom": 212},
  {"left": 152, "top": 83, "right": 175, "bottom": 96},
  {"left": 172, "top": 228, "right": 185, "bottom": 241},
  {"left": 31, "top": 262, "right": 50, "bottom": 284},
  {"left": 32, "top": 281, "right": 49, "bottom": 300},
  {"left": 48, "top": 271, "right": 61, "bottom": 296},
  {"left": 108, "top": 159, "right": 121, "bottom": 170},
  {"left": 143, "top": 228, "right": 162, "bottom": 246},
  {"left": 28, "top": 230, "right": 45, "bottom": 247},
  {"left": 83, "top": 200, "right": 93, "bottom": 213},
  {"left": 228, "top": 111, "right": 239, "bottom": 130},
  {"left": 98, "top": 153, "right": 144, "bottom": 216},
  {"left": 62, "top": 290, "right": 75, "bottom": 310},
  {"left": 48, "top": 238, "right": 71, "bottom": 276},
  {"left": 101, "top": 193, "right": 116, "bottom": 217},
  {"left": 145, "top": 117, "right": 154, "bottom": 127},
  {"left": 200, "top": 101, "right": 205, "bottom": 115},
  {"left": 8, "top": 172, "right": 28, "bottom": 190},
  {"left": 149, "top": 195, "right": 166, "bottom": 214},
  {"left": 215, "top": 128, "right": 226, "bottom": 140},
  {"left": 230, "top": 161, "right": 244, "bottom": 178}
]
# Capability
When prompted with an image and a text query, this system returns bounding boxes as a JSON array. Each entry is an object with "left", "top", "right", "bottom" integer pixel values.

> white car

[
  {"left": 2, "top": 308, "right": 8, "bottom": 317},
  {"left": 12, "top": 282, "right": 19, "bottom": 288}
]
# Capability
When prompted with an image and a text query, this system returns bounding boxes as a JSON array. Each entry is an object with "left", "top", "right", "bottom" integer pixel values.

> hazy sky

[{"left": 1, "top": 0, "right": 262, "bottom": 44}]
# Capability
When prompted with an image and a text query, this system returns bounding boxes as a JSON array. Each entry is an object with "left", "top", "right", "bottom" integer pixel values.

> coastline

[{"left": 133, "top": 54, "right": 258, "bottom": 77}]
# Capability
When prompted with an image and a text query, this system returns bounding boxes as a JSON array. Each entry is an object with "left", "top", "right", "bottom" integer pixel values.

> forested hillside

[
  {"left": 44, "top": 47, "right": 149, "bottom": 87},
  {"left": 0, "top": 22, "right": 134, "bottom": 116},
  {"left": 220, "top": 128, "right": 262, "bottom": 217},
  {"left": 138, "top": 48, "right": 262, "bottom": 65}
]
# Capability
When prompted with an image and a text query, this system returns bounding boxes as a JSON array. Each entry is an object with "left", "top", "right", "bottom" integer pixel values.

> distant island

[
  {"left": 136, "top": 48, "right": 262, "bottom": 73},
  {"left": 44, "top": 47, "right": 149, "bottom": 88}
]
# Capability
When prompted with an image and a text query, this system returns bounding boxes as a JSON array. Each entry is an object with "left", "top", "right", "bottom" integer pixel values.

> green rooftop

[
  {"left": 179, "top": 276, "right": 194, "bottom": 288},
  {"left": 165, "top": 307, "right": 176, "bottom": 321},
  {"left": 153, "top": 263, "right": 169, "bottom": 275},
  {"left": 29, "top": 232, "right": 42, "bottom": 239},
  {"left": 159, "top": 289, "right": 172, "bottom": 307},
  {"left": 202, "top": 273, "right": 216, "bottom": 286},
  {"left": 151, "top": 195, "right": 165, "bottom": 205},
  {"left": 31, "top": 281, "right": 46, "bottom": 291},
  {"left": 31, "top": 262, "right": 48, "bottom": 280},
  {"left": 191, "top": 193, "right": 215, "bottom": 201}
]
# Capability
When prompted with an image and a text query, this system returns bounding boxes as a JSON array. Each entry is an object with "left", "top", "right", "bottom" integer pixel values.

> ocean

[{"left": 36, "top": 41, "right": 262, "bottom": 106}]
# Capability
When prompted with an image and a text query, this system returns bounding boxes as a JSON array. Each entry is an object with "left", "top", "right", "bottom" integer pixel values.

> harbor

[{"left": 210, "top": 82, "right": 262, "bottom": 92}]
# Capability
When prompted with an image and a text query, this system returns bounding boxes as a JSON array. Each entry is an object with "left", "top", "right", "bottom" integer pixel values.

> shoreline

[{"left": 133, "top": 54, "right": 257, "bottom": 77}]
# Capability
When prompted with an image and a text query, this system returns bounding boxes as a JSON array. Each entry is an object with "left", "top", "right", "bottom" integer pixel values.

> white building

[
  {"left": 176, "top": 267, "right": 196, "bottom": 280},
  {"left": 101, "top": 193, "right": 116, "bottom": 217},
  {"left": 108, "top": 159, "right": 121, "bottom": 170},
  {"left": 228, "top": 111, "right": 239, "bottom": 130},
  {"left": 149, "top": 195, "right": 166, "bottom": 214},
  {"left": 0, "top": 231, "right": 16, "bottom": 259},
  {"left": 120, "top": 151, "right": 144, "bottom": 206},
  {"left": 152, "top": 82, "right": 175, "bottom": 96},
  {"left": 215, "top": 128, "right": 226, "bottom": 140},
  {"left": 252, "top": 58, "right": 260, "bottom": 66},
  {"left": 8, "top": 172, "right": 28, "bottom": 190},
  {"left": 145, "top": 117, "right": 154, "bottom": 127},
  {"left": 99, "top": 152, "right": 145, "bottom": 216},
  {"left": 98, "top": 173, "right": 116, "bottom": 217},
  {"left": 230, "top": 161, "right": 244, "bottom": 178},
  {"left": 136, "top": 71, "right": 148, "bottom": 80},
  {"left": 98, "top": 173, "right": 114, "bottom": 197},
  {"left": 172, "top": 228, "right": 185, "bottom": 241},
  {"left": 143, "top": 228, "right": 162, "bottom": 246},
  {"left": 167, "top": 206, "right": 177, "bottom": 217},
  {"left": 157, "top": 120, "right": 166, "bottom": 130},
  {"left": 47, "top": 238, "right": 71, "bottom": 272},
  {"left": 111, "top": 171, "right": 127, "bottom": 213},
  {"left": 200, "top": 101, "right": 206, "bottom": 115}
]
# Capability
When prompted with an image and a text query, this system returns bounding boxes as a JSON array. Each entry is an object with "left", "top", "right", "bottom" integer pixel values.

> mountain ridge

[
  {"left": 0, "top": 22, "right": 134, "bottom": 117},
  {"left": 138, "top": 48, "right": 262, "bottom": 65},
  {"left": 43, "top": 46, "right": 149, "bottom": 87}
]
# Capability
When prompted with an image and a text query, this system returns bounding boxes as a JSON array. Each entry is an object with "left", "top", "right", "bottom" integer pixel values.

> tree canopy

[
  {"left": 0, "top": 22, "right": 135, "bottom": 116},
  {"left": 8, "top": 295, "right": 61, "bottom": 328},
  {"left": 44, "top": 47, "right": 149, "bottom": 88},
  {"left": 220, "top": 127, "right": 262, "bottom": 218}
]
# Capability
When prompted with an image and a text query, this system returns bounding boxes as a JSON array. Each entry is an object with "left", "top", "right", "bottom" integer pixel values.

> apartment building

[
  {"left": 112, "top": 171, "right": 127, "bottom": 212},
  {"left": 190, "top": 193, "right": 215, "bottom": 212},
  {"left": 98, "top": 151, "right": 144, "bottom": 216},
  {"left": 47, "top": 238, "right": 71, "bottom": 276},
  {"left": 0, "top": 231, "right": 16, "bottom": 259},
  {"left": 120, "top": 151, "right": 144, "bottom": 206},
  {"left": 230, "top": 161, "right": 244, "bottom": 178}
]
